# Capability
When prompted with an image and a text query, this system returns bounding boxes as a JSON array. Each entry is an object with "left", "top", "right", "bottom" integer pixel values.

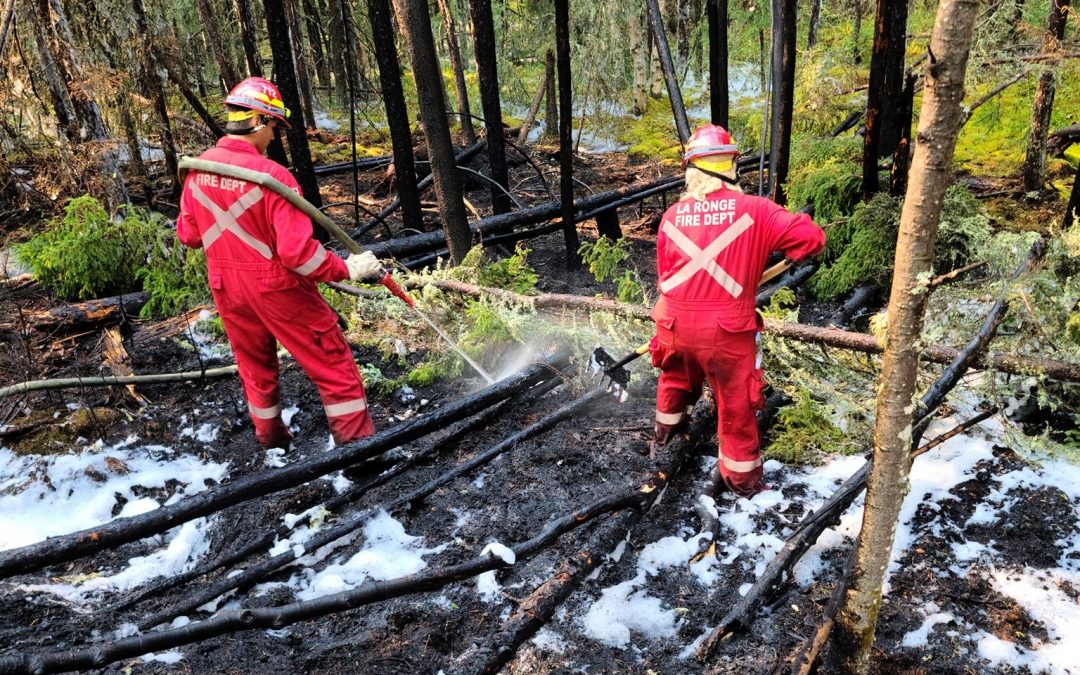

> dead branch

[
  {"left": 458, "top": 398, "right": 717, "bottom": 675},
  {"left": 0, "top": 366, "right": 239, "bottom": 399},
  {"left": 0, "top": 356, "right": 568, "bottom": 580},
  {"left": 960, "top": 69, "right": 1032, "bottom": 126},
  {"left": 929, "top": 260, "right": 986, "bottom": 287},
  {"left": 2, "top": 292, "right": 150, "bottom": 332},
  {"left": 1048, "top": 123, "right": 1080, "bottom": 157},
  {"left": 138, "top": 384, "right": 601, "bottom": 631},
  {"left": 100, "top": 327, "right": 148, "bottom": 405}
]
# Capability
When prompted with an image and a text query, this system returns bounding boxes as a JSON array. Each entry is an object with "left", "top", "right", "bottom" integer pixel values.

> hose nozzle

[{"left": 379, "top": 272, "right": 415, "bottom": 307}]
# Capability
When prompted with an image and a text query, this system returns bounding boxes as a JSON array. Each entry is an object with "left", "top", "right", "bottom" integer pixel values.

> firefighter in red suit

[
  {"left": 177, "top": 77, "right": 384, "bottom": 449},
  {"left": 651, "top": 125, "right": 825, "bottom": 497}
]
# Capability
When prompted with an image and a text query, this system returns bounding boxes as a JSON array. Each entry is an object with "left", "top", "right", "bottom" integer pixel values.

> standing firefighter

[
  {"left": 177, "top": 77, "right": 384, "bottom": 449},
  {"left": 651, "top": 124, "right": 825, "bottom": 497}
]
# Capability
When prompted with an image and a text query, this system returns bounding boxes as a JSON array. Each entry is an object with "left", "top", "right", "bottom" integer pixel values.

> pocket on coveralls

[
  {"left": 748, "top": 368, "right": 767, "bottom": 411},
  {"left": 650, "top": 315, "right": 676, "bottom": 368},
  {"left": 256, "top": 271, "right": 299, "bottom": 293},
  {"left": 310, "top": 314, "right": 348, "bottom": 356}
]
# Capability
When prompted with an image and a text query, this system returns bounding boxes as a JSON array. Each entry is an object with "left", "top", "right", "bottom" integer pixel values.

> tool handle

[
  {"left": 379, "top": 271, "right": 415, "bottom": 307},
  {"left": 607, "top": 343, "right": 651, "bottom": 374}
]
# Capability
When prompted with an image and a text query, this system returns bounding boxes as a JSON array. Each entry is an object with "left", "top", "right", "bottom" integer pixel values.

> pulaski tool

[{"left": 177, "top": 157, "right": 496, "bottom": 385}]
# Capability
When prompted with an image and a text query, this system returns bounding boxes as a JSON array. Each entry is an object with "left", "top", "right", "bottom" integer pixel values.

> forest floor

[{"left": 1, "top": 144, "right": 1079, "bottom": 675}]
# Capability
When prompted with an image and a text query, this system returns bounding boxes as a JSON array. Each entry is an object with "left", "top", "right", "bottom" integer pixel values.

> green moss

[
  {"left": 358, "top": 363, "right": 402, "bottom": 398},
  {"left": 810, "top": 193, "right": 901, "bottom": 299},
  {"left": 405, "top": 357, "right": 463, "bottom": 388}
]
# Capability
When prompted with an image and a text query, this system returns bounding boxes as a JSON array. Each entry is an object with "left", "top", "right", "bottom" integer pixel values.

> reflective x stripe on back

[
  {"left": 659, "top": 213, "right": 754, "bottom": 297},
  {"left": 190, "top": 183, "right": 272, "bottom": 259}
]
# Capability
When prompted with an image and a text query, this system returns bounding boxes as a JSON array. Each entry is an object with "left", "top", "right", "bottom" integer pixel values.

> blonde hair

[{"left": 681, "top": 165, "right": 742, "bottom": 201}]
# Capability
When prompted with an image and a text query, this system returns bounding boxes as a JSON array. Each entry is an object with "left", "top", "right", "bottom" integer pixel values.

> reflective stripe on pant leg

[
  {"left": 249, "top": 402, "right": 282, "bottom": 419},
  {"left": 324, "top": 397, "right": 368, "bottom": 417}
]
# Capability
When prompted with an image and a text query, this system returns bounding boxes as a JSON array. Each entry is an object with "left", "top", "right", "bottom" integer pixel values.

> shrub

[
  {"left": 810, "top": 193, "right": 901, "bottom": 300},
  {"left": 477, "top": 246, "right": 539, "bottom": 293},
  {"left": 764, "top": 389, "right": 849, "bottom": 465},
  {"left": 578, "top": 236, "right": 631, "bottom": 283}
]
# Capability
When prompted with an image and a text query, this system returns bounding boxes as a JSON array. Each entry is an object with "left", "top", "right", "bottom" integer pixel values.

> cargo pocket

[
  {"left": 650, "top": 315, "right": 676, "bottom": 367},
  {"left": 748, "top": 367, "right": 767, "bottom": 411},
  {"left": 208, "top": 271, "right": 223, "bottom": 290},
  {"left": 256, "top": 271, "right": 299, "bottom": 293},
  {"left": 311, "top": 314, "right": 348, "bottom": 357}
]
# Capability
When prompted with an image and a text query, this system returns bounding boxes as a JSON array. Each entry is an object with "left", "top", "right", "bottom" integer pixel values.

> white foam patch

[
  {"left": 530, "top": 626, "right": 568, "bottom": 654},
  {"left": 581, "top": 575, "right": 677, "bottom": 648},
  {"left": 1, "top": 441, "right": 227, "bottom": 605},
  {"left": 143, "top": 649, "right": 184, "bottom": 664},
  {"left": 901, "top": 603, "right": 954, "bottom": 648},
  {"left": 476, "top": 571, "right": 502, "bottom": 603},
  {"left": 294, "top": 510, "right": 446, "bottom": 601}
]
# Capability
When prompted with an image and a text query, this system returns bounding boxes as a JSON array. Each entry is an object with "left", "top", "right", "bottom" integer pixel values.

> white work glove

[{"left": 346, "top": 251, "right": 383, "bottom": 281}]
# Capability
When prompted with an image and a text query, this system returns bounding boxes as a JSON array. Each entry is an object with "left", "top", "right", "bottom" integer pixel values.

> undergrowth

[
  {"left": 578, "top": 236, "right": 645, "bottom": 303},
  {"left": 16, "top": 195, "right": 210, "bottom": 317},
  {"left": 764, "top": 389, "right": 853, "bottom": 465}
]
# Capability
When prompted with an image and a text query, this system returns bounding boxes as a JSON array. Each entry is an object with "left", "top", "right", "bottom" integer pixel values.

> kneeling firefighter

[
  {"left": 650, "top": 124, "right": 826, "bottom": 497},
  {"left": 177, "top": 77, "right": 384, "bottom": 449}
]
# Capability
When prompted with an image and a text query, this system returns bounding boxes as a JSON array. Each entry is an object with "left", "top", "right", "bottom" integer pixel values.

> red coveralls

[
  {"left": 651, "top": 186, "right": 824, "bottom": 495},
  {"left": 177, "top": 138, "right": 375, "bottom": 447}
]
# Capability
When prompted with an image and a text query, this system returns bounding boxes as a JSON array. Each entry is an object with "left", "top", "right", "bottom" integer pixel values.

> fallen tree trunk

[
  {"left": 7, "top": 292, "right": 150, "bottom": 332},
  {"left": 138, "top": 382, "right": 600, "bottom": 631},
  {"left": 457, "top": 397, "right": 717, "bottom": 675},
  {"left": 0, "top": 355, "right": 567, "bottom": 579},
  {"left": 312, "top": 154, "right": 393, "bottom": 176},
  {"left": 0, "top": 366, "right": 239, "bottom": 400},
  {"left": 365, "top": 176, "right": 683, "bottom": 260},
  {"left": 0, "top": 484, "right": 649, "bottom": 675}
]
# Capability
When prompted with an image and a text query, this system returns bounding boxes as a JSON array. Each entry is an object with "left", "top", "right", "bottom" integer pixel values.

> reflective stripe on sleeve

[
  {"left": 292, "top": 244, "right": 328, "bottom": 277},
  {"left": 248, "top": 402, "right": 282, "bottom": 419},
  {"left": 719, "top": 452, "right": 764, "bottom": 473},
  {"left": 655, "top": 409, "right": 685, "bottom": 425},
  {"left": 324, "top": 398, "right": 368, "bottom": 418}
]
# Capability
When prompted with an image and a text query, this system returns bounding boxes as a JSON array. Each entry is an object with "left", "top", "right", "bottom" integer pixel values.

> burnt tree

[
  {"left": 829, "top": 0, "right": 981, "bottom": 670},
  {"left": 768, "top": 0, "right": 797, "bottom": 205},
  {"left": 645, "top": 0, "right": 691, "bottom": 143},
  {"left": 436, "top": 0, "right": 476, "bottom": 143},
  {"left": 707, "top": 0, "right": 728, "bottom": 126},
  {"left": 393, "top": 0, "right": 472, "bottom": 263},
  {"left": 544, "top": 47, "right": 557, "bottom": 139},
  {"left": 555, "top": 0, "right": 580, "bottom": 268},
  {"left": 301, "top": 0, "right": 329, "bottom": 86},
  {"left": 861, "top": 0, "right": 909, "bottom": 199},
  {"left": 131, "top": 0, "right": 180, "bottom": 197},
  {"left": 1022, "top": 0, "right": 1070, "bottom": 192},
  {"left": 283, "top": 0, "right": 317, "bottom": 130},
  {"left": 366, "top": 0, "right": 425, "bottom": 231},
  {"left": 469, "top": 0, "right": 512, "bottom": 215},
  {"left": 235, "top": 0, "right": 263, "bottom": 76},
  {"left": 264, "top": 0, "right": 323, "bottom": 211},
  {"left": 195, "top": 0, "right": 240, "bottom": 89}
]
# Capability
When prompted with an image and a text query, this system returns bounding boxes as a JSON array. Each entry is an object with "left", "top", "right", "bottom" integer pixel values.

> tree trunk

[
  {"left": 675, "top": 0, "right": 690, "bottom": 70},
  {"left": 301, "top": 0, "right": 329, "bottom": 86},
  {"left": 436, "top": 0, "right": 476, "bottom": 143},
  {"left": 768, "top": 0, "right": 797, "bottom": 205},
  {"left": 115, "top": 88, "right": 152, "bottom": 206},
  {"left": 26, "top": 0, "right": 77, "bottom": 140},
  {"left": 544, "top": 47, "right": 558, "bottom": 140},
  {"left": 517, "top": 53, "right": 552, "bottom": 145},
  {"left": 889, "top": 72, "right": 916, "bottom": 196},
  {"left": 392, "top": 0, "right": 472, "bottom": 263},
  {"left": 326, "top": 0, "right": 349, "bottom": 107},
  {"left": 861, "top": 0, "right": 909, "bottom": 200},
  {"left": 645, "top": 0, "right": 691, "bottom": 143},
  {"left": 367, "top": 0, "right": 425, "bottom": 231},
  {"left": 264, "top": 0, "right": 323, "bottom": 210},
  {"left": 0, "top": 0, "right": 16, "bottom": 58},
  {"left": 468, "top": 0, "right": 512, "bottom": 215},
  {"left": 851, "top": 0, "right": 863, "bottom": 64},
  {"left": 807, "top": 0, "right": 822, "bottom": 47},
  {"left": 283, "top": 0, "right": 317, "bottom": 129},
  {"left": 131, "top": 0, "right": 181, "bottom": 198},
  {"left": 648, "top": 13, "right": 664, "bottom": 97},
  {"left": 1022, "top": 0, "right": 1070, "bottom": 192},
  {"left": 829, "top": 0, "right": 980, "bottom": 671},
  {"left": 629, "top": 8, "right": 649, "bottom": 116},
  {"left": 235, "top": 0, "right": 264, "bottom": 77},
  {"left": 195, "top": 0, "right": 240, "bottom": 89},
  {"left": 555, "top": 0, "right": 580, "bottom": 268},
  {"left": 707, "top": 0, "right": 728, "bottom": 126}
]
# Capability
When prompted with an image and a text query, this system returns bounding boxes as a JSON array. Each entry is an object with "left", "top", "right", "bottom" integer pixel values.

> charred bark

[
  {"left": 265, "top": 0, "right": 323, "bottom": 210},
  {"left": 517, "top": 52, "right": 552, "bottom": 145},
  {"left": 889, "top": 72, "right": 916, "bottom": 196},
  {"left": 0, "top": 0, "right": 16, "bottom": 58},
  {"left": 807, "top": 0, "right": 822, "bottom": 48},
  {"left": 707, "top": 0, "right": 729, "bottom": 126},
  {"left": 768, "top": 0, "right": 797, "bottom": 205},
  {"left": 860, "top": 0, "right": 910, "bottom": 199},
  {"left": 468, "top": 0, "right": 512, "bottom": 214},
  {"left": 555, "top": 0, "right": 580, "bottom": 268},
  {"left": 284, "top": 0, "right": 317, "bottom": 130},
  {"left": 365, "top": 0, "right": 425, "bottom": 232},
  {"left": 0, "top": 357, "right": 566, "bottom": 578},
  {"left": 1023, "top": 0, "right": 1070, "bottom": 192},
  {"left": 393, "top": 0, "right": 472, "bottom": 263},
  {"left": 543, "top": 48, "right": 557, "bottom": 139},
  {"left": 194, "top": 0, "right": 240, "bottom": 88},
  {"left": 301, "top": 0, "right": 329, "bottom": 85},
  {"left": 1066, "top": 167, "right": 1080, "bottom": 229},
  {"left": 645, "top": 0, "right": 690, "bottom": 143},
  {"left": 436, "top": 0, "right": 477, "bottom": 143},
  {"left": 235, "top": 0, "right": 263, "bottom": 76}
]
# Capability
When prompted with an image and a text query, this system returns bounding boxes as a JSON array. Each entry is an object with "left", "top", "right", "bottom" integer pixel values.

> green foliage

[
  {"left": 477, "top": 246, "right": 539, "bottom": 293},
  {"left": 786, "top": 137, "right": 863, "bottom": 223},
  {"left": 358, "top": 363, "right": 401, "bottom": 398},
  {"left": 461, "top": 299, "right": 514, "bottom": 351},
  {"left": 760, "top": 287, "right": 798, "bottom": 321},
  {"left": 17, "top": 196, "right": 144, "bottom": 300},
  {"left": 764, "top": 389, "right": 852, "bottom": 465},
  {"left": 615, "top": 270, "right": 644, "bottom": 304},
  {"left": 934, "top": 185, "right": 993, "bottom": 273},
  {"left": 578, "top": 236, "right": 631, "bottom": 282},
  {"left": 1066, "top": 313, "right": 1080, "bottom": 347},
  {"left": 810, "top": 193, "right": 901, "bottom": 299},
  {"left": 16, "top": 196, "right": 210, "bottom": 316},
  {"left": 405, "top": 358, "right": 463, "bottom": 388}
]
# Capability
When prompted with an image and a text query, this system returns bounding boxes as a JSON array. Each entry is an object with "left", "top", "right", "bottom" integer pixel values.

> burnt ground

[{"left": 2, "top": 145, "right": 1079, "bottom": 675}]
